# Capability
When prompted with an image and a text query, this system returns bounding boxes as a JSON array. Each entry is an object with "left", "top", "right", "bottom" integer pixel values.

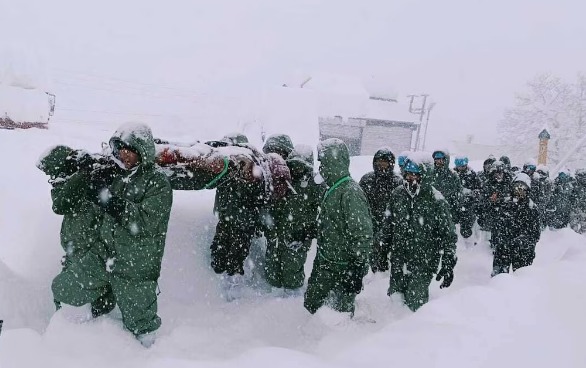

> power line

[
  {"left": 54, "top": 80, "right": 199, "bottom": 101},
  {"left": 52, "top": 67, "right": 203, "bottom": 96},
  {"left": 58, "top": 107, "right": 176, "bottom": 118},
  {"left": 56, "top": 107, "right": 211, "bottom": 124}
]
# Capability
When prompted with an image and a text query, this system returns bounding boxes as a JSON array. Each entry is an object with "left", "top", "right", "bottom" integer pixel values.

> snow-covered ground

[{"left": 1, "top": 122, "right": 586, "bottom": 368}]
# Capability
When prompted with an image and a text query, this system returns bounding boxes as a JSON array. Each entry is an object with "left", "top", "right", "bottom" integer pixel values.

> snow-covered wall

[
  {"left": 0, "top": 45, "right": 51, "bottom": 124},
  {"left": 0, "top": 85, "right": 50, "bottom": 124}
]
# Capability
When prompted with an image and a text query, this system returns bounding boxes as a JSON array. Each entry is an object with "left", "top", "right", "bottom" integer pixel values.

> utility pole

[
  {"left": 408, "top": 94, "right": 429, "bottom": 151},
  {"left": 421, "top": 102, "right": 436, "bottom": 151}
]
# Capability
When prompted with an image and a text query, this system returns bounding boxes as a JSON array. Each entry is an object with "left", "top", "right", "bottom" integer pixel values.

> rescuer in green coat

[
  {"left": 50, "top": 123, "right": 172, "bottom": 347},
  {"left": 431, "top": 150, "right": 463, "bottom": 223},
  {"left": 303, "top": 138, "right": 372, "bottom": 315},
  {"left": 264, "top": 145, "right": 325, "bottom": 293},
  {"left": 385, "top": 157, "right": 457, "bottom": 311}
]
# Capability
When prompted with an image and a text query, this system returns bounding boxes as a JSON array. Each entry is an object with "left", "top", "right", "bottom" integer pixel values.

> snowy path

[{"left": 1, "top": 123, "right": 585, "bottom": 368}]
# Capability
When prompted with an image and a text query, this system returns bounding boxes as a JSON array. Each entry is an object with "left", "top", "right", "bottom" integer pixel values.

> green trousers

[
  {"left": 389, "top": 260, "right": 435, "bottom": 311},
  {"left": 264, "top": 236, "right": 311, "bottom": 290},
  {"left": 304, "top": 258, "right": 356, "bottom": 314},
  {"left": 52, "top": 251, "right": 161, "bottom": 336}
]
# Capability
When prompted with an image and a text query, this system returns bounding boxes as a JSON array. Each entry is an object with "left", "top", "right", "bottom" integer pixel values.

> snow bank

[
  {"left": 337, "top": 229, "right": 586, "bottom": 368},
  {"left": 2, "top": 121, "right": 586, "bottom": 368}
]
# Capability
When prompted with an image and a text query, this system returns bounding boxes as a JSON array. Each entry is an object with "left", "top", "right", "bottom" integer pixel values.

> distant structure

[
  {"left": 0, "top": 47, "right": 54, "bottom": 130},
  {"left": 0, "top": 87, "right": 54, "bottom": 130},
  {"left": 538, "top": 128, "right": 551, "bottom": 165},
  {"left": 268, "top": 72, "right": 420, "bottom": 152},
  {"left": 319, "top": 116, "right": 418, "bottom": 156}
]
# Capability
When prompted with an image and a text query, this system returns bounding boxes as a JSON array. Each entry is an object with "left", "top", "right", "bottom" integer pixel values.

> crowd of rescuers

[{"left": 37, "top": 122, "right": 586, "bottom": 347}]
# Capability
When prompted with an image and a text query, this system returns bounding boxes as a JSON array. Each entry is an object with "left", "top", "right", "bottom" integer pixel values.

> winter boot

[
  {"left": 59, "top": 304, "right": 93, "bottom": 324},
  {"left": 136, "top": 331, "right": 157, "bottom": 348},
  {"left": 91, "top": 288, "right": 116, "bottom": 318},
  {"left": 351, "top": 300, "right": 376, "bottom": 324},
  {"left": 282, "top": 287, "right": 303, "bottom": 298},
  {"left": 315, "top": 307, "right": 353, "bottom": 328},
  {"left": 222, "top": 274, "right": 246, "bottom": 302},
  {"left": 463, "top": 236, "right": 476, "bottom": 249}
]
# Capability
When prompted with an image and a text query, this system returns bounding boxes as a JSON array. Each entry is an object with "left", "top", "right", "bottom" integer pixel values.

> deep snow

[{"left": 1, "top": 121, "right": 586, "bottom": 368}]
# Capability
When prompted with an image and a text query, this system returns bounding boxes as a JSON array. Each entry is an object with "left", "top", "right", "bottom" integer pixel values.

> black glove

[
  {"left": 90, "top": 161, "right": 122, "bottom": 187},
  {"left": 341, "top": 262, "right": 367, "bottom": 294},
  {"left": 70, "top": 150, "right": 96, "bottom": 172},
  {"left": 435, "top": 265, "right": 454, "bottom": 289},
  {"left": 88, "top": 163, "right": 122, "bottom": 201},
  {"left": 97, "top": 190, "right": 126, "bottom": 222}
]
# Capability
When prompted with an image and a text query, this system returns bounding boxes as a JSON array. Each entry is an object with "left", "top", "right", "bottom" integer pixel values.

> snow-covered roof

[
  {"left": 300, "top": 72, "right": 415, "bottom": 123},
  {"left": 358, "top": 98, "right": 417, "bottom": 123},
  {"left": 0, "top": 84, "right": 49, "bottom": 123}
]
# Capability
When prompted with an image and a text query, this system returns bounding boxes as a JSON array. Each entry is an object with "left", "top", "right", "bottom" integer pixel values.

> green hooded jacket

[
  {"left": 38, "top": 146, "right": 106, "bottom": 264},
  {"left": 269, "top": 146, "right": 325, "bottom": 242},
  {"left": 431, "top": 151, "right": 462, "bottom": 220},
  {"left": 386, "top": 160, "right": 457, "bottom": 277},
  {"left": 316, "top": 139, "right": 373, "bottom": 268},
  {"left": 101, "top": 123, "right": 173, "bottom": 281},
  {"left": 262, "top": 134, "right": 294, "bottom": 158}
]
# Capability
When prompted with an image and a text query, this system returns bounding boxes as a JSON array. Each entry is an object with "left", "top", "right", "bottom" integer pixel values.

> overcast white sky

[{"left": 1, "top": 0, "right": 585, "bottom": 147}]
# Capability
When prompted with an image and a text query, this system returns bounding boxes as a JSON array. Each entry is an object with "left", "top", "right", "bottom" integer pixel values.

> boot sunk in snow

[{"left": 91, "top": 288, "right": 116, "bottom": 318}]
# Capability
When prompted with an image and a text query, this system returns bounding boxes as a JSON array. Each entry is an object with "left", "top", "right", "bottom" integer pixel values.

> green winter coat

[
  {"left": 38, "top": 145, "right": 106, "bottom": 265},
  {"left": 268, "top": 149, "right": 323, "bottom": 242},
  {"left": 264, "top": 148, "right": 325, "bottom": 289},
  {"left": 50, "top": 125, "right": 172, "bottom": 337},
  {"left": 52, "top": 172, "right": 107, "bottom": 264},
  {"left": 315, "top": 140, "right": 372, "bottom": 267},
  {"left": 102, "top": 125, "right": 173, "bottom": 281},
  {"left": 570, "top": 171, "right": 586, "bottom": 234},
  {"left": 385, "top": 160, "right": 457, "bottom": 311},
  {"left": 213, "top": 175, "right": 265, "bottom": 230},
  {"left": 262, "top": 134, "right": 294, "bottom": 158},
  {"left": 546, "top": 174, "right": 574, "bottom": 229},
  {"left": 431, "top": 153, "right": 462, "bottom": 221},
  {"left": 304, "top": 139, "right": 372, "bottom": 314}
]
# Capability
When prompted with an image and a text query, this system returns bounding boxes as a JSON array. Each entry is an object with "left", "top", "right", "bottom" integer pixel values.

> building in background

[
  {"left": 0, "top": 84, "right": 54, "bottom": 130},
  {"left": 319, "top": 115, "right": 417, "bottom": 156},
  {"left": 269, "top": 72, "right": 419, "bottom": 155},
  {"left": 0, "top": 48, "right": 54, "bottom": 130}
]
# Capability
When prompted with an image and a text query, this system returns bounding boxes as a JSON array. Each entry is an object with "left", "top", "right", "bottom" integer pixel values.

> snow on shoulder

[{"left": 432, "top": 187, "right": 446, "bottom": 201}]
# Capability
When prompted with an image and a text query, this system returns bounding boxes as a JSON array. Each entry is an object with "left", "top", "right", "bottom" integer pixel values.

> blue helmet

[
  {"left": 398, "top": 155, "right": 407, "bottom": 168},
  {"left": 432, "top": 151, "right": 446, "bottom": 160},
  {"left": 454, "top": 157, "right": 469, "bottom": 167},
  {"left": 404, "top": 160, "right": 421, "bottom": 174}
]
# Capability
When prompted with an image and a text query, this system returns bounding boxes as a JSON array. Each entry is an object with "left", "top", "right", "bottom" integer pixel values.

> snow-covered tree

[{"left": 498, "top": 73, "right": 586, "bottom": 169}]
